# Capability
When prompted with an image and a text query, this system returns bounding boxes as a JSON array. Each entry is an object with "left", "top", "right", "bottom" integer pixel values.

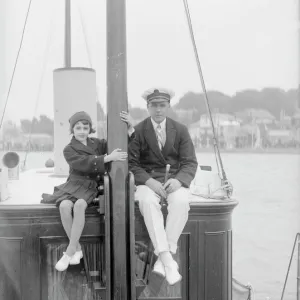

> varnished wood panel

[
  {"left": 0, "top": 206, "right": 103, "bottom": 300},
  {"left": 40, "top": 237, "right": 104, "bottom": 300},
  {"left": 21, "top": 234, "right": 40, "bottom": 299},
  {"left": 0, "top": 238, "right": 22, "bottom": 300},
  {"left": 227, "top": 230, "right": 232, "bottom": 300},
  {"left": 183, "top": 220, "right": 198, "bottom": 300},
  {"left": 204, "top": 231, "right": 227, "bottom": 300}
]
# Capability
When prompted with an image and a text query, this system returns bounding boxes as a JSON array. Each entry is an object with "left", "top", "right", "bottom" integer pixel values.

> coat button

[
  {"left": 96, "top": 175, "right": 100, "bottom": 179},
  {"left": 94, "top": 162, "right": 97, "bottom": 165}
]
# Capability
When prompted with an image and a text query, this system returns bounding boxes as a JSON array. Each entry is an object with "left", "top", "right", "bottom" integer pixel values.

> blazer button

[
  {"left": 95, "top": 156, "right": 98, "bottom": 159},
  {"left": 95, "top": 168, "right": 98, "bottom": 171},
  {"left": 94, "top": 162, "right": 97, "bottom": 165}
]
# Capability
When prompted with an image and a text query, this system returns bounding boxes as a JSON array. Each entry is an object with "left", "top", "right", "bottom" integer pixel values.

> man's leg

[
  {"left": 135, "top": 185, "right": 169, "bottom": 255},
  {"left": 165, "top": 187, "right": 190, "bottom": 254},
  {"left": 136, "top": 185, "right": 182, "bottom": 285}
]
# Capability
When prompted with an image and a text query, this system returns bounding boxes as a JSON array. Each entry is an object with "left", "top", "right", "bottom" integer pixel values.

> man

[{"left": 129, "top": 88, "right": 198, "bottom": 285}]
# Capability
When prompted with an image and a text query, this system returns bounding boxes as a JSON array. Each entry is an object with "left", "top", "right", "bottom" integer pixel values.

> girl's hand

[
  {"left": 120, "top": 111, "right": 134, "bottom": 136},
  {"left": 105, "top": 148, "right": 128, "bottom": 162}
]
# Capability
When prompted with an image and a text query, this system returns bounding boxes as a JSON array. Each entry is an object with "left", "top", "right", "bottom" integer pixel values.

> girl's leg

[
  {"left": 59, "top": 200, "right": 74, "bottom": 239},
  {"left": 66, "top": 199, "right": 87, "bottom": 257},
  {"left": 55, "top": 200, "right": 75, "bottom": 271}
]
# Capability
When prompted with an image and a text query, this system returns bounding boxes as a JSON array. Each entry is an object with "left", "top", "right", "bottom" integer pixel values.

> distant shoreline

[
  {"left": 1, "top": 148, "right": 300, "bottom": 156},
  {"left": 195, "top": 147, "right": 300, "bottom": 155}
]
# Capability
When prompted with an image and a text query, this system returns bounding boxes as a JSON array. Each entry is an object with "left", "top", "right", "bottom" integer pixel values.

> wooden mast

[{"left": 107, "top": 0, "right": 131, "bottom": 299}]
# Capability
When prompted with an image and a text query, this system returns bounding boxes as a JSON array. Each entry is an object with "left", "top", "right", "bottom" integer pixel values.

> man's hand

[
  {"left": 163, "top": 178, "right": 182, "bottom": 194},
  {"left": 120, "top": 111, "right": 134, "bottom": 136},
  {"left": 223, "top": 180, "right": 233, "bottom": 197},
  {"left": 145, "top": 178, "right": 167, "bottom": 199}
]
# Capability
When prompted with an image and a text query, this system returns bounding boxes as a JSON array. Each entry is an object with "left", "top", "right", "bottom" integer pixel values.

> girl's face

[{"left": 73, "top": 121, "right": 90, "bottom": 143}]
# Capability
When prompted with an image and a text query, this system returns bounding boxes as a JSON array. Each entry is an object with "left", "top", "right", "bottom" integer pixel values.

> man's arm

[
  {"left": 175, "top": 125, "right": 198, "bottom": 187},
  {"left": 128, "top": 132, "right": 151, "bottom": 185}
]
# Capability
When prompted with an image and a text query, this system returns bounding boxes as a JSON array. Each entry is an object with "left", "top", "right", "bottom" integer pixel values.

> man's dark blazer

[{"left": 129, "top": 117, "right": 198, "bottom": 188}]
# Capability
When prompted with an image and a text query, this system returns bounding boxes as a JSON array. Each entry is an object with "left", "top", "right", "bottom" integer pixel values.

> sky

[{"left": 0, "top": 0, "right": 299, "bottom": 122}]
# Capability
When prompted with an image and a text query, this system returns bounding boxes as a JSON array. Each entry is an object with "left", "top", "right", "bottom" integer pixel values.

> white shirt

[
  {"left": 151, "top": 118, "right": 166, "bottom": 135},
  {"left": 151, "top": 118, "right": 166, "bottom": 149}
]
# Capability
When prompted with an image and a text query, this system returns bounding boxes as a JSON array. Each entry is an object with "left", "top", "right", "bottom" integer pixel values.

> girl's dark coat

[{"left": 41, "top": 137, "right": 107, "bottom": 206}]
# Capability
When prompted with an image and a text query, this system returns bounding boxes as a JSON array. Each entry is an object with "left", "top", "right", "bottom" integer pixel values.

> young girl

[{"left": 42, "top": 111, "right": 133, "bottom": 271}]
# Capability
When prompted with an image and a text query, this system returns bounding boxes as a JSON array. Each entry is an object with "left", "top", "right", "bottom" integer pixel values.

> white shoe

[
  {"left": 69, "top": 250, "right": 83, "bottom": 265},
  {"left": 55, "top": 252, "right": 72, "bottom": 272},
  {"left": 152, "top": 258, "right": 166, "bottom": 277},
  {"left": 164, "top": 261, "right": 182, "bottom": 286}
]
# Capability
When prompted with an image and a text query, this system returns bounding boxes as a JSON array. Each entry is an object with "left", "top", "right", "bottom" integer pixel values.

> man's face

[{"left": 147, "top": 101, "right": 170, "bottom": 123}]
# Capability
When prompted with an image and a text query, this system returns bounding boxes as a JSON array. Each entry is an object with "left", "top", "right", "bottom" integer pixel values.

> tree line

[
  {"left": 3, "top": 87, "right": 299, "bottom": 138},
  {"left": 130, "top": 87, "right": 299, "bottom": 127}
]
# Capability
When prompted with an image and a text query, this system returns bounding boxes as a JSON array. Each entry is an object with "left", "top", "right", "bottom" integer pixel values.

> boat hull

[{"left": 0, "top": 198, "right": 237, "bottom": 300}]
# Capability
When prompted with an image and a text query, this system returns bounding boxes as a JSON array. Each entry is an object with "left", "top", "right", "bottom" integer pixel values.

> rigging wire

[
  {"left": 280, "top": 232, "right": 300, "bottom": 300},
  {"left": 22, "top": 3, "right": 56, "bottom": 169},
  {"left": 182, "top": 0, "right": 230, "bottom": 189},
  {"left": 0, "top": 0, "right": 33, "bottom": 129}
]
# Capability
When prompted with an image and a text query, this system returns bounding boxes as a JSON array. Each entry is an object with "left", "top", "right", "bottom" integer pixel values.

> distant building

[
  {"left": 4, "top": 133, "right": 53, "bottom": 151},
  {"left": 190, "top": 113, "right": 241, "bottom": 148},
  {"left": 291, "top": 111, "right": 300, "bottom": 128},
  {"left": 235, "top": 109, "right": 276, "bottom": 125},
  {"left": 290, "top": 111, "right": 300, "bottom": 143},
  {"left": 199, "top": 113, "right": 238, "bottom": 128},
  {"left": 266, "top": 128, "right": 294, "bottom": 145},
  {"left": 188, "top": 121, "right": 201, "bottom": 140}
]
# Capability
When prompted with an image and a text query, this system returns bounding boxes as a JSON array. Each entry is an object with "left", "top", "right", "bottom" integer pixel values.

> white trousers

[{"left": 135, "top": 185, "right": 190, "bottom": 256}]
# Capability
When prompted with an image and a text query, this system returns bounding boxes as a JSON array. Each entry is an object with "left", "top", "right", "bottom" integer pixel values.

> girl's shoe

[
  {"left": 69, "top": 250, "right": 83, "bottom": 265},
  {"left": 55, "top": 252, "right": 72, "bottom": 271}
]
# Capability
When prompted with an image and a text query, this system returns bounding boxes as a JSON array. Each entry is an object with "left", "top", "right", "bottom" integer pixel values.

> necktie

[{"left": 156, "top": 124, "right": 165, "bottom": 150}]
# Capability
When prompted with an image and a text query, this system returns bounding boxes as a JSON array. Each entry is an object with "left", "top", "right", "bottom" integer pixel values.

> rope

[
  {"left": 182, "top": 0, "right": 232, "bottom": 196},
  {"left": 22, "top": 3, "right": 56, "bottom": 169},
  {"left": 280, "top": 232, "right": 300, "bottom": 300},
  {"left": 0, "top": 0, "right": 33, "bottom": 129}
]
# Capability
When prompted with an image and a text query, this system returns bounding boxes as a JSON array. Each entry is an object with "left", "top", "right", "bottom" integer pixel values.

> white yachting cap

[{"left": 141, "top": 87, "right": 175, "bottom": 103}]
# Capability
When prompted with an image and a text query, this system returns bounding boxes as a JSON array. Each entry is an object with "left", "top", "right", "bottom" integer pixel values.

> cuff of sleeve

[
  {"left": 175, "top": 176, "right": 189, "bottom": 188},
  {"left": 128, "top": 127, "right": 135, "bottom": 137},
  {"left": 138, "top": 173, "right": 151, "bottom": 185},
  {"left": 93, "top": 155, "right": 105, "bottom": 173}
]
